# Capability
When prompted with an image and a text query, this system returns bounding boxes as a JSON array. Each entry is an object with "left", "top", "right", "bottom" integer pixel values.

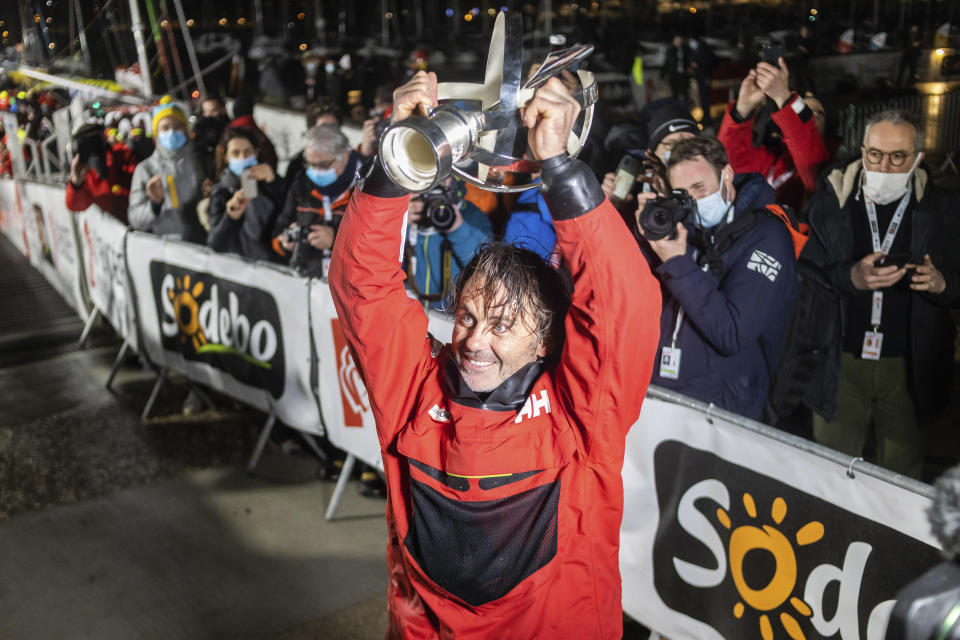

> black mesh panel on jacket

[{"left": 404, "top": 477, "right": 560, "bottom": 606}]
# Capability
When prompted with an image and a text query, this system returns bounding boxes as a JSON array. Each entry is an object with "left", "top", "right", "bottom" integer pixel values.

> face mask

[
  {"left": 157, "top": 129, "right": 187, "bottom": 151},
  {"left": 695, "top": 185, "right": 731, "bottom": 229},
  {"left": 307, "top": 166, "right": 338, "bottom": 187},
  {"left": 662, "top": 150, "right": 671, "bottom": 165},
  {"left": 862, "top": 154, "right": 921, "bottom": 205},
  {"left": 228, "top": 155, "right": 258, "bottom": 176}
]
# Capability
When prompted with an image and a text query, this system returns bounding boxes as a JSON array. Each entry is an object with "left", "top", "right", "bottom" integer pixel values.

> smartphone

[
  {"left": 874, "top": 252, "right": 913, "bottom": 269},
  {"left": 760, "top": 41, "right": 785, "bottom": 65},
  {"left": 241, "top": 168, "right": 258, "bottom": 199},
  {"left": 612, "top": 154, "right": 643, "bottom": 200}
]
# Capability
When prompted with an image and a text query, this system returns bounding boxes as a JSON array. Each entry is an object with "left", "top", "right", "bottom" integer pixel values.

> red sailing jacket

[
  {"left": 329, "top": 164, "right": 660, "bottom": 639},
  {"left": 717, "top": 94, "right": 831, "bottom": 210}
]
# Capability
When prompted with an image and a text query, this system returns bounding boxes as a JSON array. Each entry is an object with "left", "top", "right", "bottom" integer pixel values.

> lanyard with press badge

[
  {"left": 659, "top": 305, "right": 684, "bottom": 379},
  {"left": 861, "top": 183, "right": 912, "bottom": 360}
]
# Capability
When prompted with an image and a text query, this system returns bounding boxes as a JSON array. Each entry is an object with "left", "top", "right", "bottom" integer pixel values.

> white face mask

[
  {"left": 862, "top": 153, "right": 922, "bottom": 205},
  {"left": 695, "top": 183, "right": 731, "bottom": 229}
]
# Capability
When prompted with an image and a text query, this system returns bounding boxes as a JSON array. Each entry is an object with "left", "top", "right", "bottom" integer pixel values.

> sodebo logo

[
  {"left": 650, "top": 440, "right": 941, "bottom": 640},
  {"left": 150, "top": 261, "right": 285, "bottom": 397}
]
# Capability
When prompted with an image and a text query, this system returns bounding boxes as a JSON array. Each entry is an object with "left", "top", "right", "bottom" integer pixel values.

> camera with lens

[
  {"left": 283, "top": 224, "right": 306, "bottom": 246},
  {"left": 638, "top": 189, "right": 696, "bottom": 241},
  {"left": 417, "top": 182, "right": 460, "bottom": 232},
  {"left": 73, "top": 123, "right": 107, "bottom": 178}
]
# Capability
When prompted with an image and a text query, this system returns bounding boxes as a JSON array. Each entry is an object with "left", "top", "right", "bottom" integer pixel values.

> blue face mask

[
  {"left": 695, "top": 185, "right": 732, "bottom": 229},
  {"left": 306, "top": 166, "right": 338, "bottom": 187},
  {"left": 157, "top": 129, "right": 187, "bottom": 151},
  {"left": 228, "top": 155, "right": 258, "bottom": 176}
]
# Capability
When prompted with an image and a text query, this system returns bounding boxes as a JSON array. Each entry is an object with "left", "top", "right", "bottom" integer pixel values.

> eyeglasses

[
  {"left": 307, "top": 155, "right": 341, "bottom": 170},
  {"left": 863, "top": 147, "right": 914, "bottom": 167}
]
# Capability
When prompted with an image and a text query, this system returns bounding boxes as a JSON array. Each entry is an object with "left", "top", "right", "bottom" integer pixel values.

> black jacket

[
  {"left": 207, "top": 168, "right": 286, "bottom": 261},
  {"left": 801, "top": 159, "right": 960, "bottom": 423}
]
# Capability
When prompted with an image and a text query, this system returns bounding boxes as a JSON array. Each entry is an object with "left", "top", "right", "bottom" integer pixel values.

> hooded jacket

[
  {"left": 647, "top": 172, "right": 795, "bottom": 420},
  {"left": 801, "top": 158, "right": 960, "bottom": 423},
  {"left": 128, "top": 141, "right": 205, "bottom": 242},
  {"left": 329, "top": 156, "right": 661, "bottom": 639},
  {"left": 207, "top": 167, "right": 286, "bottom": 261},
  {"left": 65, "top": 144, "right": 138, "bottom": 222}
]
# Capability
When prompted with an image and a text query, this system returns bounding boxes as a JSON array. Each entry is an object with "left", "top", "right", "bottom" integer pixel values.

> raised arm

[{"left": 522, "top": 80, "right": 662, "bottom": 461}]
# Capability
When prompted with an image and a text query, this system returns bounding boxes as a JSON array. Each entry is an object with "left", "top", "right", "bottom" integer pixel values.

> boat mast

[{"left": 127, "top": 0, "right": 154, "bottom": 97}]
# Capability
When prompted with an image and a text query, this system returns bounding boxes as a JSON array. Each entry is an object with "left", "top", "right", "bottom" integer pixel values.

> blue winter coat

[
  {"left": 504, "top": 188, "right": 556, "bottom": 261},
  {"left": 649, "top": 173, "right": 795, "bottom": 420},
  {"left": 408, "top": 200, "right": 492, "bottom": 308}
]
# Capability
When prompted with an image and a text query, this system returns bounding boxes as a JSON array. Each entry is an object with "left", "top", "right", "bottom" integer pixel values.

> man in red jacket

[
  {"left": 717, "top": 57, "right": 830, "bottom": 210},
  {"left": 329, "top": 71, "right": 661, "bottom": 639},
  {"left": 65, "top": 123, "right": 138, "bottom": 222}
]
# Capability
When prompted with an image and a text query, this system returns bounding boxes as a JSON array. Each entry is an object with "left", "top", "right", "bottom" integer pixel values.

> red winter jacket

[
  {"left": 329, "top": 158, "right": 661, "bottom": 639},
  {"left": 65, "top": 144, "right": 138, "bottom": 223},
  {"left": 717, "top": 94, "right": 830, "bottom": 210}
]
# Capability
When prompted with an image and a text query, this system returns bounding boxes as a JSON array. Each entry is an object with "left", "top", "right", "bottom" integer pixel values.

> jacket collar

[
  {"left": 827, "top": 158, "right": 929, "bottom": 209},
  {"left": 443, "top": 356, "right": 546, "bottom": 412}
]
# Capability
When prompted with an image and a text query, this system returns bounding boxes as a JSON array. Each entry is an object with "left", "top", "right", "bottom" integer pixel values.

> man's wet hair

[{"left": 450, "top": 243, "right": 571, "bottom": 355}]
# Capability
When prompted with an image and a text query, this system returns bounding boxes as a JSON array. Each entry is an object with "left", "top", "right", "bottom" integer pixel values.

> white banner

[
  {"left": 309, "top": 281, "right": 453, "bottom": 470},
  {"left": 126, "top": 232, "right": 321, "bottom": 434},
  {"left": 0, "top": 178, "right": 27, "bottom": 255},
  {"left": 78, "top": 206, "right": 138, "bottom": 350},
  {"left": 620, "top": 391, "right": 940, "bottom": 640},
  {"left": 16, "top": 181, "right": 90, "bottom": 320}
]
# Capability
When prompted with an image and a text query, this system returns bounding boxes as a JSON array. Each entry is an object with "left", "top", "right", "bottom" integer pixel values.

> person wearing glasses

[
  {"left": 802, "top": 109, "right": 960, "bottom": 479},
  {"left": 271, "top": 124, "right": 363, "bottom": 277}
]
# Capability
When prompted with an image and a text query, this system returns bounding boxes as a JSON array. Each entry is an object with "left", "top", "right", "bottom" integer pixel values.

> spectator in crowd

[
  {"left": 284, "top": 98, "right": 343, "bottom": 184},
  {"left": 503, "top": 182, "right": 557, "bottom": 262},
  {"left": 405, "top": 177, "right": 493, "bottom": 307},
  {"left": 802, "top": 110, "right": 960, "bottom": 479},
  {"left": 601, "top": 99, "right": 700, "bottom": 211},
  {"left": 717, "top": 57, "right": 830, "bottom": 210},
  {"left": 898, "top": 25, "right": 922, "bottom": 87},
  {"left": 128, "top": 97, "right": 206, "bottom": 242},
  {"left": 661, "top": 35, "right": 692, "bottom": 103},
  {"left": 229, "top": 95, "right": 279, "bottom": 171},
  {"left": 207, "top": 127, "right": 286, "bottom": 261},
  {"left": 272, "top": 124, "right": 364, "bottom": 276},
  {"left": 637, "top": 136, "right": 793, "bottom": 421},
  {"left": 200, "top": 96, "right": 227, "bottom": 119},
  {"left": 794, "top": 25, "right": 816, "bottom": 95},
  {"left": 688, "top": 36, "right": 716, "bottom": 116},
  {"left": 65, "top": 123, "right": 138, "bottom": 222},
  {"left": 329, "top": 70, "right": 660, "bottom": 640}
]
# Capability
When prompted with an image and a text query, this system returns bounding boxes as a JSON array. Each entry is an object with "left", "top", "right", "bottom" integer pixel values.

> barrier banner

[
  {"left": 17, "top": 181, "right": 90, "bottom": 319},
  {"left": 0, "top": 178, "right": 27, "bottom": 255},
  {"left": 126, "top": 232, "right": 321, "bottom": 434},
  {"left": 309, "top": 281, "right": 454, "bottom": 470},
  {"left": 78, "top": 206, "right": 138, "bottom": 350},
  {"left": 620, "top": 393, "right": 941, "bottom": 640}
]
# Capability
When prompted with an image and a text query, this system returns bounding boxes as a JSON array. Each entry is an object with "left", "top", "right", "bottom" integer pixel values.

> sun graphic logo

[
  {"left": 167, "top": 274, "right": 209, "bottom": 351},
  {"left": 716, "top": 493, "right": 824, "bottom": 640}
]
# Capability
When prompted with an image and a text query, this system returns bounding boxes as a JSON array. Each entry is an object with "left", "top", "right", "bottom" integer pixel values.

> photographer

[
  {"left": 128, "top": 97, "right": 206, "bottom": 243},
  {"left": 405, "top": 176, "right": 493, "bottom": 307},
  {"left": 207, "top": 128, "right": 285, "bottom": 261},
  {"left": 637, "top": 136, "right": 795, "bottom": 421},
  {"left": 717, "top": 56, "right": 830, "bottom": 210},
  {"left": 271, "top": 124, "right": 363, "bottom": 276},
  {"left": 65, "top": 122, "right": 138, "bottom": 222}
]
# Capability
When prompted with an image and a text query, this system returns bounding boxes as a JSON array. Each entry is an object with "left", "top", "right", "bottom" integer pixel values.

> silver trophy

[{"left": 379, "top": 12, "right": 598, "bottom": 193}]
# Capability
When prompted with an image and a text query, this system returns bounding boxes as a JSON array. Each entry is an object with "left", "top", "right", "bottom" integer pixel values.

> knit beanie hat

[
  {"left": 151, "top": 95, "right": 189, "bottom": 135},
  {"left": 646, "top": 99, "right": 699, "bottom": 150}
]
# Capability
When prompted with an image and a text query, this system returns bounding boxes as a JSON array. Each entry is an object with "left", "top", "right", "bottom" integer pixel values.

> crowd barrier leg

[
  {"left": 185, "top": 379, "right": 216, "bottom": 412},
  {"left": 324, "top": 453, "right": 357, "bottom": 522},
  {"left": 141, "top": 367, "right": 168, "bottom": 422},
  {"left": 297, "top": 432, "right": 327, "bottom": 463},
  {"left": 940, "top": 151, "right": 959, "bottom": 175},
  {"left": 105, "top": 340, "right": 130, "bottom": 390},
  {"left": 78, "top": 307, "right": 101, "bottom": 347},
  {"left": 246, "top": 412, "right": 277, "bottom": 473}
]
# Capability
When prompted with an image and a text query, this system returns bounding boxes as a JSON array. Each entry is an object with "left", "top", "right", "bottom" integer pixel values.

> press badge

[
  {"left": 660, "top": 346, "right": 682, "bottom": 379},
  {"left": 861, "top": 331, "right": 883, "bottom": 361}
]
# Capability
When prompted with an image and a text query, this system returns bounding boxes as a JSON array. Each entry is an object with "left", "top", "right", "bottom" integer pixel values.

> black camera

[
  {"left": 637, "top": 189, "right": 696, "bottom": 241},
  {"left": 283, "top": 224, "right": 306, "bottom": 245},
  {"left": 419, "top": 183, "right": 460, "bottom": 232},
  {"left": 73, "top": 123, "right": 107, "bottom": 178}
]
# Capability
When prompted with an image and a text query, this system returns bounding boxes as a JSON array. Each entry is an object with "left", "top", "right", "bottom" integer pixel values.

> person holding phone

[
  {"left": 207, "top": 127, "right": 285, "bottom": 261},
  {"left": 717, "top": 52, "right": 830, "bottom": 209},
  {"left": 802, "top": 109, "right": 960, "bottom": 479}
]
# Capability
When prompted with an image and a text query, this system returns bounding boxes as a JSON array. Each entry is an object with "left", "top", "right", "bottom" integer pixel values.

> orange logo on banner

[{"left": 331, "top": 318, "right": 369, "bottom": 427}]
